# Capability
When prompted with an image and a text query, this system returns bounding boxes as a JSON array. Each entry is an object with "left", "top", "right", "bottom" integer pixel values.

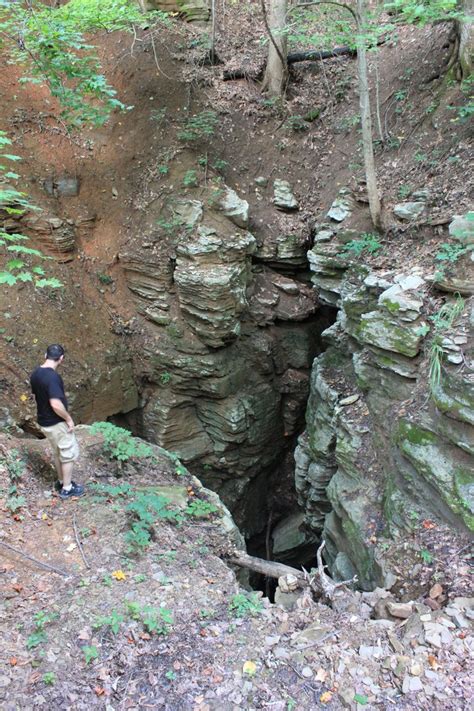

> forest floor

[{"left": 0, "top": 431, "right": 473, "bottom": 710}]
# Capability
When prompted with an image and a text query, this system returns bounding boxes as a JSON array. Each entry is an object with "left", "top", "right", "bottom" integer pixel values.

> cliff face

[
  {"left": 118, "top": 172, "right": 331, "bottom": 536},
  {"left": 295, "top": 209, "right": 473, "bottom": 590}
]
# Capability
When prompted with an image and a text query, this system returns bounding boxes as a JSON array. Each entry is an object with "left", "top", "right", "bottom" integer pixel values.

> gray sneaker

[{"left": 59, "top": 482, "right": 85, "bottom": 499}]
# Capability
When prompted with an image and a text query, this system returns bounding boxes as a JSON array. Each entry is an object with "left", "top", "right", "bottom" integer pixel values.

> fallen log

[
  {"left": 223, "top": 45, "right": 355, "bottom": 81},
  {"left": 227, "top": 541, "right": 358, "bottom": 602},
  {"left": 287, "top": 46, "right": 356, "bottom": 64},
  {"left": 228, "top": 549, "right": 307, "bottom": 583}
]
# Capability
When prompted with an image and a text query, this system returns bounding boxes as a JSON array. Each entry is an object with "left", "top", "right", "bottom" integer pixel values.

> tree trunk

[
  {"left": 457, "top": 0, "right": 474, "bottom": 78},
  {"left": 262, "top": 0, "right": 288, "bottom": 96},
  {"left": 355, "top": 0, "right": 382, "bottom": 230}
]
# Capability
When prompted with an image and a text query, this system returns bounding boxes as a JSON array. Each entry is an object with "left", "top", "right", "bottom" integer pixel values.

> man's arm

[{"left": 49, "top": 398, "right": 75, "bottom": 432}]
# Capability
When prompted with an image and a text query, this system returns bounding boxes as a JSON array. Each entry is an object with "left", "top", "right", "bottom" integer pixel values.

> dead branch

[
  {"left": 228, "top": 550, "right": 307, "bottom": 583},
  {"left": 72, "top": 513, "right": 90, "bottom": 570},
  {"left": 0, "top": 540, "right": 74, "bottom": 577},
  {"left": 227, "top": 540, "right": 357, "bottom": 603},
  {"left": 314, "top": 540, "right": 357, "bottom": 600}
]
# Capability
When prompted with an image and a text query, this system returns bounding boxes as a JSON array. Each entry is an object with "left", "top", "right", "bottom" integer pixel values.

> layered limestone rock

[
  {"left": 296, "top": 252, "right": 474, "bottom": 588},
  {"left": 20, "top": 214, "right": 76, "bottom": 261},
  {"left": 434, "top": 211, "right": 474, "bottom": 295},
  {"left": 140, "top": 0, "right": 210, "bottom": 22},
  {"left": 120, "top": 179, "right": 325, "bottom": 534},
  {"left": 174, "top": 223, "right": 256, "bottom": 348}
]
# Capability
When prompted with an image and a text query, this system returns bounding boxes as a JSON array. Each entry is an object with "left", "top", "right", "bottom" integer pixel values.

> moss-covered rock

[{"left": 397, "top": 420, "right": 474, "bottom": 531}]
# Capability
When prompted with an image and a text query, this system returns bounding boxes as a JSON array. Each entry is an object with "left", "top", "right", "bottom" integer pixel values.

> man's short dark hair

[{"left": 46, "top": 344, "right": 65, "bottom": 361}]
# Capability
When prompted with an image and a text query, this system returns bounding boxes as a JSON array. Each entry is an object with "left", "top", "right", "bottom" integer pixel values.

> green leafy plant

[
  {"left": 42, "top": 672, "right": 56, "bottom": 686},
  {"left": 156, "top": 216, "right": 185, "bottom": 236},
  {"left": 158, "top": 164, "right": 169, "bottom": 175},
  {"left": 125, "top": 601, "right": 173, "bottom": 635},
  {"left": 434, "top": 242, "right": 469, "bottom": 280},
  {"left": 26, "top": 630, "right": 47, "bottom": 650},
  {"left": 212, "top": 158, "right": 228, "bottom": 172},
  {"left": 141, "top": 605, "right": 173, "bottom": 635},
  {"left": 182, "top": 170, "right": 198, "bottom": 188},
  {"left": 177, "top": 110, "right": 218, "bottom": 143},
  {"left": 97, "top": 272, "right": 113, "bottom": 285},
  {"left": 25, "top": 611, "right": 57, "bottom": 650},
  {"left": 2, "top": 449, "right": 24, "bottom": 481},
  {"left": 125, "top": 492, "right": 182, "bottom": 554},
  {"left": 420, "top": 549, "right": 433, "bottom": 565},
  {"left": 0, "top": 132, "right": 62, "bottom": 289},
  {"left": 82, "top": 645, "right": 99, "bottom": 664},
  {"left": 90, "top": 422, "right": 154, "bottom": 463},
  {"left": 92, "top": 610, "right": 124, "bottom": 635},
  {"left": 159, "top": 371, "right": 171, "bottom": 385},
  {"left": 428, "top": 296, "right": 465, "bottom": 390},
  {"left": 397, "top": 184, "right": 412, "bottom": 199},
  {"left": 165, "top": 670, "right": 176, "bottom": 681},
  {"left": 284, "top": 115, "right": 308, "bottom": 132},
  {"left": 0, "top": 1, "right": 171, "bottom": 128},
  {"left": 339, "top": 233, "right": 382, "bottom": 259},
  {"left": 228, "top": 592, "right": 263, "bottom": 619},
  {"left": 185, "top": 499, "right": 218, "bottom": 519},
  {"left": 6, "top": 495, "right": 26, "bottom": 513},
  {"left": 150, "top": 107, "right": 168, "bottom": 125}
]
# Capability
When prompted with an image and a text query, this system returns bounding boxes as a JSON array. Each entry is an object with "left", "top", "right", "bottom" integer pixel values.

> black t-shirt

[{"left": 30, "top": 367, "right": 68, "bottom": 427}]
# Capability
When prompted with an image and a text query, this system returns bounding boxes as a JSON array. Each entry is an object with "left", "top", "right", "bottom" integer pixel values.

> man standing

[{"left": 30, "top": 344, "right": 85, "bottom": 499}]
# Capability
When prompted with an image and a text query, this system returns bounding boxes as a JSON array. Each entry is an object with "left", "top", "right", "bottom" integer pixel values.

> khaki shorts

[{"left": 40, "top": 422, "right": 80, "bottom": 463}]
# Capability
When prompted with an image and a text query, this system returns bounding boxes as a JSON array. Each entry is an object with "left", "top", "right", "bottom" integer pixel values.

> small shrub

[
  {"left": 177, "top": 110, "right": 218, "bottom": 143},
  {"left": 156, "top": 216, "right": 184, "bottom": 235},
  {"left": 228, "top": 592, "right": 263, "bottom": 618},
  {"left": 159, "top": 371, "right": 171, "bottom": 385},
  {"left": 284, "top": 115, "right": 308, "bottom": 132},
  {"left": 185, "top": 499, "right": 218, "bottom": 519},
  {"left": 212, "top": 158, "right": 228, "bottom": 171},
  {"left": 92, "top": 610, "right": 124, "bottom": 635},
  {"left": 125, "top": 601, "right": 173, "bottom": 635},
  {"left": 183, "top": 169, "right": 198, "bottom": 188},
  {"left": 420, "top": 549, "right": 433, "bottom": 565},
  {"left": 90, "top": 422, "right": 154, "bottom": 463},
  {"left": 6, "top": 495, "right": 26, "bottom": 513},
  {"left": 397, "top": 184, "right": 411, "bottom": 199},
  {"left": 434, "top": 242, "right": 468, "bottom": 279},
  {"left": 339, "top": 233, "right": 382, "bottom": 259}
]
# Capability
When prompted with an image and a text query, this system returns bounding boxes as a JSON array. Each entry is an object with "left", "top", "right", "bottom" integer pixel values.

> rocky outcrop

[
  {"left": 297, "top": 225, "right": 474, "bottom": 588},
  {"left": 20, "top": 214, "right": 76, "bottom": 261},
  {"left": 120, "top": 179, "right": 326, "bottom": 535},
  {"left": 175, "top": 223, "right": 256, "bottom": 348},
  {"left": 141, "top": 0, "right": 210, "bottom": 22},
  {"left": 434, "top": 211, "right": 474, "bottom": 295}
]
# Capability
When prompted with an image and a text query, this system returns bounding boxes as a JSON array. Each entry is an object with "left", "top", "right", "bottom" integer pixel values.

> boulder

[
  {"left": 218, "top": 187, "right": 249, "bottom": 228},
  {"left": 393, "top": 202, "right": 426, "bottom": 221},
  {"left": 273, "top": 179, "right": 298, "bottom": 211}
]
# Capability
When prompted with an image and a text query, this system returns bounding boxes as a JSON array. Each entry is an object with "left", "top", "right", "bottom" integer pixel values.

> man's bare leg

[
  {"left": 53, "top": 452, "right": 63, "bottom": 486},
  {"left": 61, "top": 461, "right": 73, "bottom": 489}
]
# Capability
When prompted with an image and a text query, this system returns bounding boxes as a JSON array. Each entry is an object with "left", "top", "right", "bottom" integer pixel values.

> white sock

[{"left": 62, "top": 484, "right": 72, "bottom": 492}]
